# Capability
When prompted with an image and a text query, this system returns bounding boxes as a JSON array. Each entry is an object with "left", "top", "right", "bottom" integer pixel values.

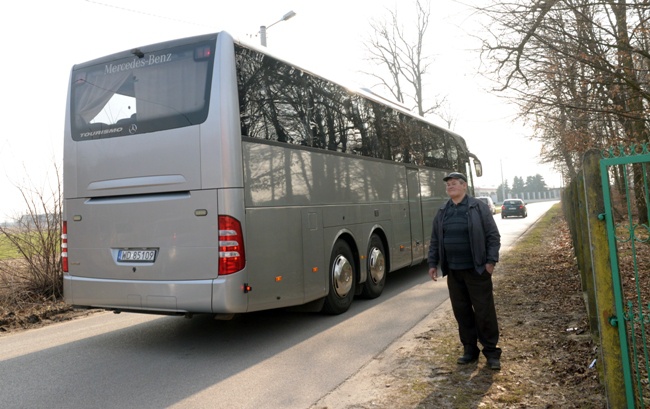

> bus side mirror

[{"left": 472, "top": 157, "right": 483, "bottom": 177}]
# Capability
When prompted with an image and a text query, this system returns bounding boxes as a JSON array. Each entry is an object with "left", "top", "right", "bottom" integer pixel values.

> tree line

[
  {"left": 365, "top": 0, "right": 650, "bottom": 222},
  {"left": 478, "top": 0, "right": 650, "bottom": 222},
  {"left": 496, "top": 173, "right": 549, "bottom": 202}
]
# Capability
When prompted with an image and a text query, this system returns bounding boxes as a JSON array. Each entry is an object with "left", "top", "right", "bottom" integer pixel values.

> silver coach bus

[{"left": 62, "top": 31, "right": 483, "bottom": 317}]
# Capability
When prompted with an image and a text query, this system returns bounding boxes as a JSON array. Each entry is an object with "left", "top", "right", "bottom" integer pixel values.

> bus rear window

[{"left": 70, "top": 40, "right": 214, "bottom": 141}]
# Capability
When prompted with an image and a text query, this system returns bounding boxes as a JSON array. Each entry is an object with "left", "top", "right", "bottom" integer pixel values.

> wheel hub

[
  {"left": 332, "top": 255, "right": 353, "bottom": 297},
  {"left": 368, "top": 247, "right": 385, "bottom": 284}
]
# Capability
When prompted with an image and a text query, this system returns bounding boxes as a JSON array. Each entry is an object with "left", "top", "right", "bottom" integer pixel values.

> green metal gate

[{"left": 601, "top": 145, "right": 650, "bottom": 408}]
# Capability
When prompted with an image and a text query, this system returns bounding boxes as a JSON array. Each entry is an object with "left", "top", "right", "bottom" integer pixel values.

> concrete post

[
  {"left": 575, "top": 171, "right": 600, "bottom": 336},
  {"left": 582, "top": 149, "right": 627, "bottom": 408}
]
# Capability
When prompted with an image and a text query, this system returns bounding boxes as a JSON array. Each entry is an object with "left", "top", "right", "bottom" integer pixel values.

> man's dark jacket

[{"left": 427, "top": 196, "right": 501, "bottom": 276}]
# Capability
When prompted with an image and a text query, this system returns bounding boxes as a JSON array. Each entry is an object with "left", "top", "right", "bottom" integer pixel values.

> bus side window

[{"left": 423, "top": 127, "right": 447, "bottom": 168}]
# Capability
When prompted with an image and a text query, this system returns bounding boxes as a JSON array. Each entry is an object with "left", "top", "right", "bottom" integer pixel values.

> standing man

[{"left": 428, "top": 172, "right": 502, "bottom": 370}]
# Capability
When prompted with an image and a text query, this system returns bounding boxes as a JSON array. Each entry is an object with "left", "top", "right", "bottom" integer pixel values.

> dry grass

[
  {"left": 342, "top": 204, "right": 608, "bottom": 408},
  {"left": 0, "top": 259, "right": 90, "bottom": 334}
]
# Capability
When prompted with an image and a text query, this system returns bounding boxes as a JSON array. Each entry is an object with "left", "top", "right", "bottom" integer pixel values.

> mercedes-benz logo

[{"left": 129, "top": 124, "right": 138, "bottom": 134}]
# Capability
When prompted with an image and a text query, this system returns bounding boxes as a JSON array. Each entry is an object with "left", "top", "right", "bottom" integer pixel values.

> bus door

[{"left": 407, "top": 168, "right": 425, "bottom": 265}]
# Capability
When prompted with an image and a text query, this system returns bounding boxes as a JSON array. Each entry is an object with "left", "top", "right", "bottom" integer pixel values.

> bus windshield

[{"left": 70, "top": 39, "right": 215, "bottom": 141}]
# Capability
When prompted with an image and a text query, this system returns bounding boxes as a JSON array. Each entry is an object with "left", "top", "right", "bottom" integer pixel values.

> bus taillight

[
  {"left": 218, "top": 215, "right": 246, "bottom": 275},
  {"left": 61, "top": 221, "right": 68, "bottom": 273}
]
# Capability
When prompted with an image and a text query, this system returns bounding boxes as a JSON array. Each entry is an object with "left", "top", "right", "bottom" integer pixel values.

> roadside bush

[{"left": 0, "top": 164, "right": 63, "bottom": 306}]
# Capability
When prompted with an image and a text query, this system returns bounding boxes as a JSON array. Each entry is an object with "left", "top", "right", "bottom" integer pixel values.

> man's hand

[
  {"left": 486, "top": 263, "right": 495, "bottom": 274},
  {"left": 428, "top": 267, "right": 438, "bottom": 281}
]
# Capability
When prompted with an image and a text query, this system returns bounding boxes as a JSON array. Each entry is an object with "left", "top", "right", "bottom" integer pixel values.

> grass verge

[{"left": 359, "top": 203, "right": 607, "bottom": 408}]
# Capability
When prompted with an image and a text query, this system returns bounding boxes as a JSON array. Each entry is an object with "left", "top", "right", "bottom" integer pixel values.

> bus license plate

[{"left": 118, "top": 249, "right": 157, "bottom": 262}]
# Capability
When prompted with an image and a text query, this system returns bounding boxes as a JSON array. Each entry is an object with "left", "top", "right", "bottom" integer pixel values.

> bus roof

[{"left": 72, "top": 30, "right": 470, "bottom": 151}]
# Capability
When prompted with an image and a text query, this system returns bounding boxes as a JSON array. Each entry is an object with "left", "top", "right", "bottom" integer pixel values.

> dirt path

[{"left": 312, "top": 208, "right": 607, "bottom": 409}]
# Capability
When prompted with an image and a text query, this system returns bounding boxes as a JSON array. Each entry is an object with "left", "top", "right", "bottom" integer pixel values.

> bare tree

[
  {"left": 363, "top": 0, "right": 445, "bottom": 119},
  {"left": 478, "top": 0, "right": 650, "bottom": 221},
  {"left": 0, "top": 163, "right": 63, "bottom": 305}
]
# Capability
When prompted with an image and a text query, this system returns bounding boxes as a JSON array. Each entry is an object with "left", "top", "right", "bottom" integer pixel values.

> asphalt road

[{"left": 0, "top": 201, "right": 557, "bottom": 409}]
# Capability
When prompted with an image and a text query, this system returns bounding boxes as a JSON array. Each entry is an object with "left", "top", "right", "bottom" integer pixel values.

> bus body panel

[
  {"left": 300, "top": 208, "right": 327, "bottom": 299},
  {"left": 64, "top": 273, "right": 250, "bottom": 314},
  {"left": 202, "top": 32, "right": 243, "bottom": 190},
  {"left": 64, "top": 276, "right": 215, "bottom": 313},
  {"left": 244, "top": 207, "right": 306, "bottom": 311},
  {"left": 63, "top": 77, "right": 78, "bottom": 200},
  {"left": 418, "top": 167, "right": 450, "bottom": 254},
  {"left": 388, "top": 201, "right": 413, "bottom": 271},
  {"left": 242, "top": 141, "right": 408, "bottom": 207},
  {"left": 211, "top": 273, "right": 250, "bottom": 313},
  {"left": 73, "top": 126, "right": 202, "bottom": 198},
  {"left": 65, "top": 189, "right": 219, "bottom": 282},
  {"left": 407, "top": 168, "right": 425, "bottom": 265},
  {"left": 64, "top": 187, "right": 252, "bottom": 313},
  {"left": 242, "top": 140, "right": 414, "bottom": 274}
]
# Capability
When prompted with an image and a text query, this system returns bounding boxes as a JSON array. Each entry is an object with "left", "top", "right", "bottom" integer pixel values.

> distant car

[
  {"left": 501, "top": 199, "right": 527, "bottom": 218},
  {"left": 477, "top": 196, "right": 496, "bottom": 214}
]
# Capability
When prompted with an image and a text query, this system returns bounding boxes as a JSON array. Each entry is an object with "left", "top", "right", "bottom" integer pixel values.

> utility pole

[{"left": 500, "top": 159, "right": 506, "bottom": 201}]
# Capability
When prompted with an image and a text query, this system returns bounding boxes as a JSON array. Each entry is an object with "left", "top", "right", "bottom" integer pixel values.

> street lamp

[
  {"left": 500, "top": 159, "right": 506, "bottom": 202},
  {"left": 260, "top": 10, "right": 296, "bottom": 47}
]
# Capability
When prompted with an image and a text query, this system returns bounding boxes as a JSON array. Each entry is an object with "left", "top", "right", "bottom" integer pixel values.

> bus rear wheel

[
  {"left": 322, "top": 240, "right": 356, "bottom": 314},
  {"left": 360, "top": 235, "right": 386, "bottom": 299}
]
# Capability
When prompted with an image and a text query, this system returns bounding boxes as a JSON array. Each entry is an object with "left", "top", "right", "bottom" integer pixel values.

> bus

[{"left": 62, "top": 31, "right": 483, "bottom": 317}]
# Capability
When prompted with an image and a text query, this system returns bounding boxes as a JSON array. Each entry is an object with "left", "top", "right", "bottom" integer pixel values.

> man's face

[{"left": 445, "top": 178, "right": 467, "bottom": 199}]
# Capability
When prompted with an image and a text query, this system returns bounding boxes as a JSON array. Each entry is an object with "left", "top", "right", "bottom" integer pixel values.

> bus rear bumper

[{"left": 63, "top": 275, "right": 248, "bottom": 314}]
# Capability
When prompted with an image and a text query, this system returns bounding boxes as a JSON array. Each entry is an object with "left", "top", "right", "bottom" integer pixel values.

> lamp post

[
  {"left": 260, "top": 10, "right": 296, "bottom": 47},
  {"left": 500, "top": 159, "right": 506, "bottom": 201}
]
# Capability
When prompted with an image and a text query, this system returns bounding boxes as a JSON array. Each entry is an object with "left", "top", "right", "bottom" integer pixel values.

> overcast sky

[{"left": 0, "top": 0, "right": 561, "bottom": 221}]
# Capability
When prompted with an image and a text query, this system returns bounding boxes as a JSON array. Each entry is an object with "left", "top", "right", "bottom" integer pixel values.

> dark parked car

[{"left": 501, "top": 199, "right": 527, "bottom": 218}]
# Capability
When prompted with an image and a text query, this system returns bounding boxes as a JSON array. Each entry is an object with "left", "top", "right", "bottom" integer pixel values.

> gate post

[{"left": 583, "top": 149, "right": 627, "bottom": 408}]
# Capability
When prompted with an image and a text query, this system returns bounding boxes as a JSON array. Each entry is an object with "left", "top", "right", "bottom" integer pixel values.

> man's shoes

[
  {"left": 487, "top": 358, "right": 501, "bottom": 370},
  {"left": 457, "top": 354, "right": 479, "bottom": 365}
]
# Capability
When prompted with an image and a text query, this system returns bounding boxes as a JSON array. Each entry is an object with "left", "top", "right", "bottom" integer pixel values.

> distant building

[
  {"left": 475, "top": 185, "right": 563, "bottom": 203},
  {"left": 475, "top": 186, "right": 498, "bottom": 202}
]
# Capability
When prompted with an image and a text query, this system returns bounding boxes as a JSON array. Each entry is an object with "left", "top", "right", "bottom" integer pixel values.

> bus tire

[
  {"left": 322, "top": 240, "right": 356, "bottom": 314},
  {"left": 360, "top": 235, "right": 386, "bottom": 299}
]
